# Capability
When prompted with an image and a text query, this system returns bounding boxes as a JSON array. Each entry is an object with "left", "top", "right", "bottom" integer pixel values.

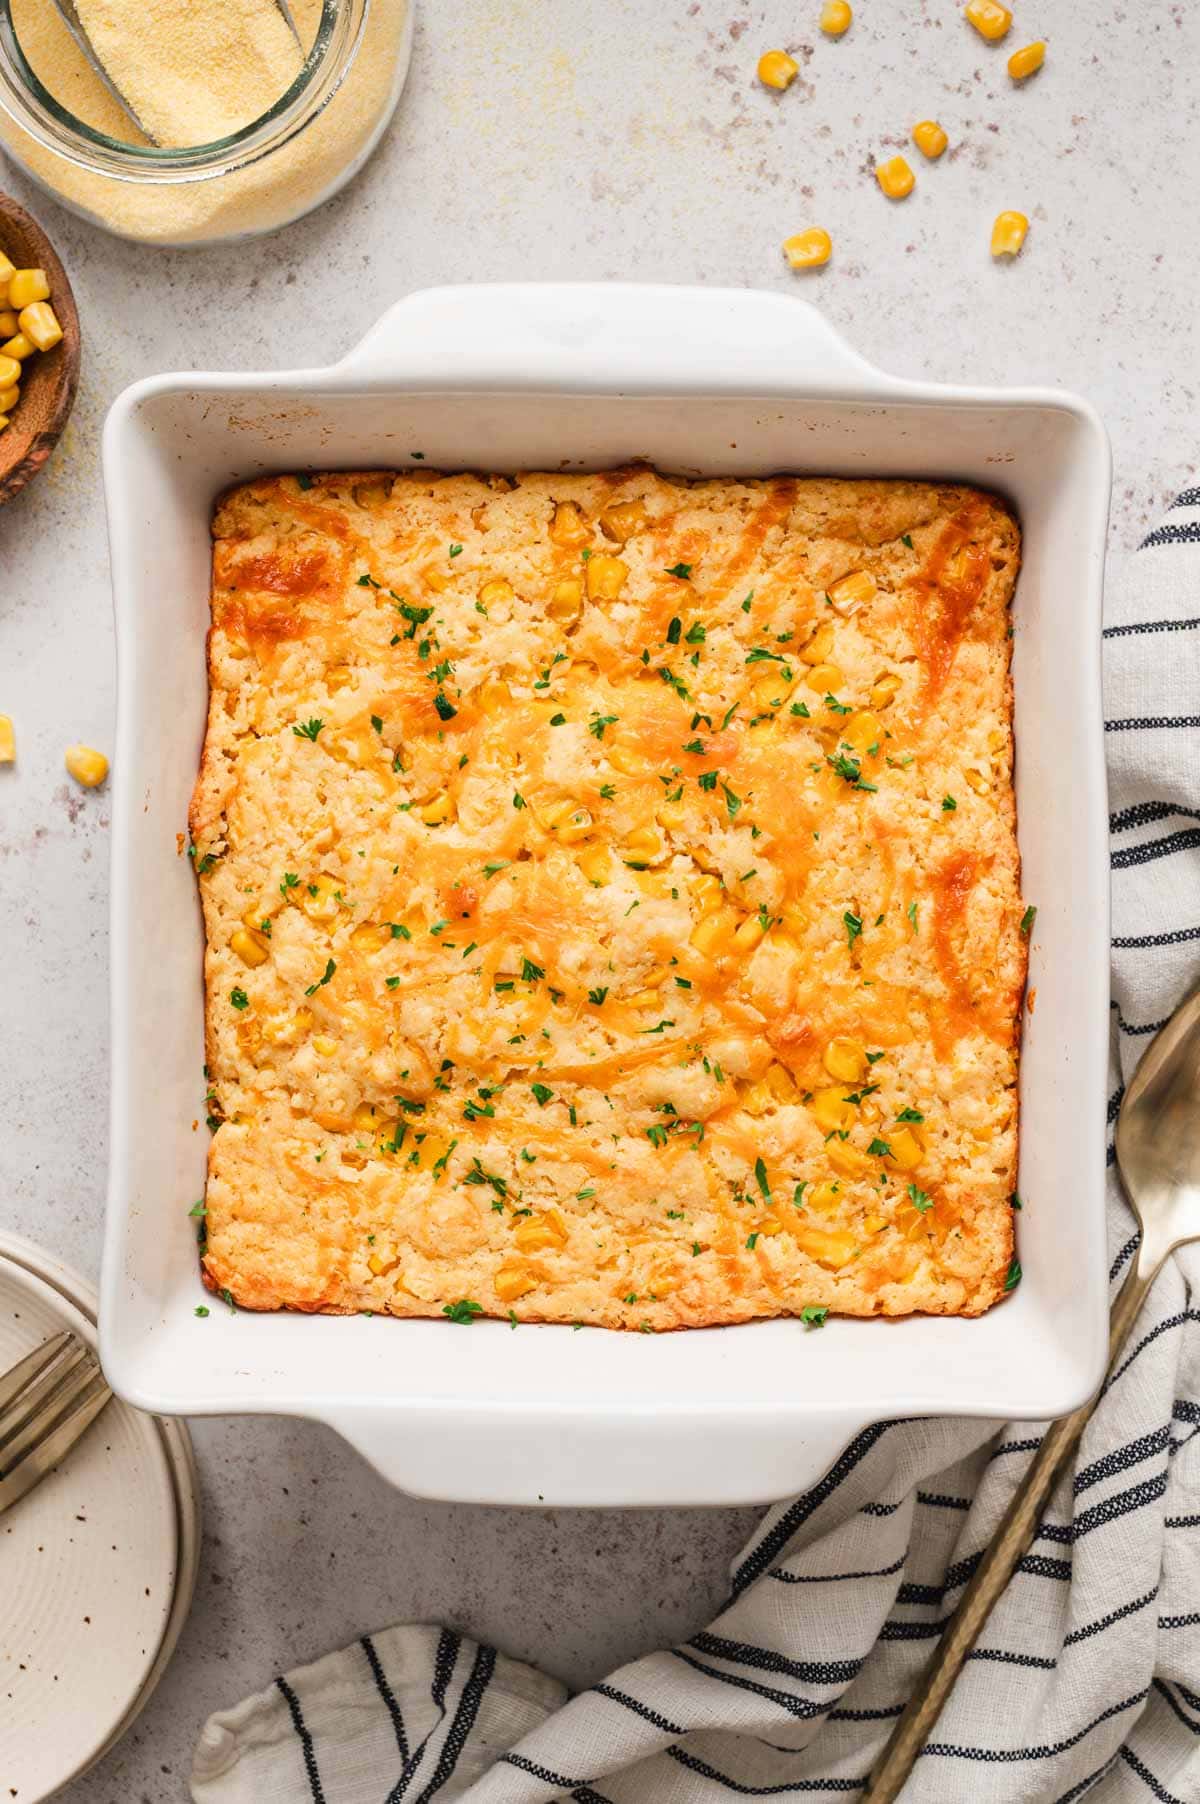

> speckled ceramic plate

[{"left": 0, "top": 1233, "right": 199, "bottom": 1802}]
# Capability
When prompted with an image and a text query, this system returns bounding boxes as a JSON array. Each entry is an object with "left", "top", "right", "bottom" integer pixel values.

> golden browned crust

[{"left": 193, "top": 468, "right": 1024, "bottom": 1328}]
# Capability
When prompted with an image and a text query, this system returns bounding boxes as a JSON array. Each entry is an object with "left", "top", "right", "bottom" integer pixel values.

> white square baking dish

[{"left": 100, "top": 284, "right": 1112, "bottom": 1507}]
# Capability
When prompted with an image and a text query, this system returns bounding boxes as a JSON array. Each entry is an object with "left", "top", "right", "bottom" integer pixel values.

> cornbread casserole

[{"left": 192, "top": 468, "right": 1025, "bottom": 1328}]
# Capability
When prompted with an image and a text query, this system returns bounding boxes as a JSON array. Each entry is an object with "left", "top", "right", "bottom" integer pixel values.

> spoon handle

[{"left": 863, "top": 1257, "right": 1153, "bottom": 1801}]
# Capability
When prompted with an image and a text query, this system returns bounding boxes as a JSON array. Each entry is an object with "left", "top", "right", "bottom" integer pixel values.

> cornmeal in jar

[{"left": 192, "top": 469, "right": 1025, "bottom": 1328}]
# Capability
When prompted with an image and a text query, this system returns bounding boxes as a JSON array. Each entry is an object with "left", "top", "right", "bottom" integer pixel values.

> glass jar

[{"left": 0, "top": 0, "right": 412, "bottom": 245}]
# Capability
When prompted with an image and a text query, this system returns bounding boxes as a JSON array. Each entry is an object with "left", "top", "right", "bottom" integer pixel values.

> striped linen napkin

[{"left": 192, "top": 486, "right": 1200, "bottom": 1804}]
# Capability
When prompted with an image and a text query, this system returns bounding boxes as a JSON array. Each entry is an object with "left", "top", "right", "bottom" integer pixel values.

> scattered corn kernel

[
  {"left": 691, "top": 909, "right": 737, "bottom": 958},
  {"left": 823, "top": 1036, "right": 866, "bottom": 1082},
  {"left": 0, "top": 715, "right": 13, "bottom": 763},
  {"left": 324, "top": 663, "right": 353, "bottom": 692},
  {"left": 806, "top": 1179, "right": 842, "bottom": 1214},
  {"left": 783, "top": 227, "right": 832, "bottom": 270},
  {"left": 886, "top": 1125, "right": 925, "bottom": 1169},
  {"left": 8, "top": 269, "right": 49, "bottom": 309},
  {"left": 842, "top": 710, "right": 882, "bottom": 754},
  {"left": 423, "top": 565, "right": 451, "bottom": 593},
  {"left": 1, "top": 333, "right": 34, "bottom": 362},
  {"left": 806, "top": 661, "right": 844, "bottom": 691},
  {"left": 810, "top": 1085, "right": 856, "bottom": 1134},
  {"left": 418, "top": 792, "right": 453, "bottom": 825},
  {"left": 733, "top": 913, "right": 767, "bottom": 952},
  {"left": 18, "top": 302, "right": 61, "bottom": 352},
  {"left": 829, "top": 569, "right": 877, "bottom": 612},
  {"left": 912, "top": 119, "right": 948, "bottom": 159},
  {"left": 549, "top": 500, "right": 591, "bottom": 547},
  {"left": 64, "top": 744, "right": 107, "bottom": 787},
  {"left": 301, "top": 873, "right": 342, "bottom": 920},
  {"left": 577, "top": 844, "right": 612, "bottom": 885},
  {"left": 586, "top": 553, "right": 628, "bottom": 600},
  {"left": 820, "top": 0, "right": 852, "bottom": 34},
  {"left": 478, "top": 679, "right": 512, "bottom": 718},
  {"left": 0, "top": 253, "right": 14, "bottom": 289},
  {"left": 965, "top": 0, "right": 1011, "bottom": 38},
  {"left": 231, "top": 926, "right": 269, "bottom": 967},
  {"left": 964, "top": 766, "right": 991, "bottom": 795},
  {"left": 494, "top": 1265, "right": 536, "bottom": 1302},
  {"left": 600, "top": 499, "right": 647, "bottom": 543},
  {"left": 801, "top": 621, "right": 836, "bottom": 665},
  {"left": 0, "top": 312, "right": 17, "bottom": 337},
  {"left": 557, "top": 806, "right": 594, "bottom": 844},
  {"left": 623, "top": 824, "right": 663, "bottom": 864},
  {"left": 876, "top": 156, "right": 915, "bottom": 200},
  {"left": 990, "top": 209, "right": 1029, "bottom": 258},
  {"left": 513, "top": 1211, "right": 568, "bottom": 1253},
  {"left": 870, "top": 672, "right": 901, "bottom": 709},
  {"left": 547, "top": 575, "right": 583, "bottom": 621},
  {"left": 693, "top": 873, "right": 725, "bottom": 916},
  {"left": 350, "top": 921, "right": 392, "bottom": 953},
  {"left": 757, "top": 48, "right": 799, "bottom": 89},
  {"left": 1007, "top": 39, "right": 1045, "bottom": 79},
  {"left": 0, "top": 354, "right": 21, "bottom": 390},
  {"left": 828, "top": 1140, "right": 873, "bottom": 1178},
  {"left": 478, "top": 577, "right": 514, "bottom": 608}
]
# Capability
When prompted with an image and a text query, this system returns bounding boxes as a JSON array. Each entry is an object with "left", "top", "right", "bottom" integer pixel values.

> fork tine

[
  {"left": 0, "top": 1374, "right": 112, "bottom": 1517},
  {"left": 0, "top": 1337, "right": 91, "bottom": 1455},
  {"left": 0, "top": 1351, "right": 105, "bottom": 1477},
  {"left": 0, "top": 1331, "right": 73, "bottom": 1416}
]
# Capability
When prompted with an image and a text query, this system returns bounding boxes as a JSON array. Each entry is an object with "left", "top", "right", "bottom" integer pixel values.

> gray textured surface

[{"left": 0, "top": 0, "right": 1197, "bottom": 1795}]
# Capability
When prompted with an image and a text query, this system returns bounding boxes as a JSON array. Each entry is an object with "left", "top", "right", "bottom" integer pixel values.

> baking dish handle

[
  {"left": 315, "top": 1400, "right": 875, "bottom": 1509},
  {"left": 336, "top": 283, "right": 898, "bottom": 394}
]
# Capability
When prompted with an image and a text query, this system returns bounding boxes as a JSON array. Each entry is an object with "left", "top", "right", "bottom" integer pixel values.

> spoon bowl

[{"left": 1115, "top": 979, "right": 1200, "bottom": 1271}]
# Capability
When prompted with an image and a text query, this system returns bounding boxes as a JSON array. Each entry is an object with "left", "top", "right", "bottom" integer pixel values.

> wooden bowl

[{"left": 0, "top": 192, "right": 80, "bottom": 505}]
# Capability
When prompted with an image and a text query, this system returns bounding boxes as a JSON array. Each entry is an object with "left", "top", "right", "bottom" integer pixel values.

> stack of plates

[{"left": 0, "top": 1230, "right": 199, "bottom": 1801}]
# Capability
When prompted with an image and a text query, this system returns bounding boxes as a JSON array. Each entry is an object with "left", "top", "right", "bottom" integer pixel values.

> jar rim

[{"left": 0, "top": 0, "right": 367, "bottom": 179}]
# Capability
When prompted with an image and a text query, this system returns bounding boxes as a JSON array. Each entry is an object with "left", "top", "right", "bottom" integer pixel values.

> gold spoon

[{"left": 865, "top": 982, "right": 1200, "bottom": 1800}]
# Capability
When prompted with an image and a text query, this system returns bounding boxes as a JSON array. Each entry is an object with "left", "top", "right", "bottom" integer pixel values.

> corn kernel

[
  {"left": 514, "top": 1211, "right": 567, "bottom": 1253},
  {"left": 756, "top": 1217, "right": 784, "bottom": 1237},
  {"left": 301, "top": 872, "right": 342, "bottom": 920},
  {"left": 312, "top": 1034, "right": 338, "bottom": 1056},
  {"left": 628, "top": 985, "right": 663, "bottom": 1008},
  {"left": 657, "top": 796, "right": 687, "bottom": 830},
  {"left": 757, "top": 48, "right": 799, "bottom": 89},
  {"left": 608, "top": 743, "right": 641, "bottom": 775},
  {"left": 0, "top": 714, "right": 12, "bottom": 763},
  {"left": 783, "top": 228, "right": 832, "bottom": 270},
  {"left": 557, "top": 806, "right": 594, "bottom": 844},
  {"left": 1007, "top": 39, "right": 1045, "bottom": 78},
  {"left": 478, "top": 577, "right": 514, "bottom": 608},
  {"left": 352, "top": 1101, "right": 382, "bottom": 1137},
  {"left": 1, "top": 334, "right": 34, "bottom": 362},
  {"left": 691, "top": 908, "right": 737, "bottom": 958},
  {"left": 794, "top": 1224, "right": 858, "bottom": 1269},
  {"left": 829, "top": 569, "right": 877, "bottom": 612},
  {"left": 823, "top": 1035, "right": 866, "bottom": 1082},
  {"left": 414, "top": 1133, "right": 453, "bottom": 1173},
  {"left": 367, "top": 1251, "right": 388, "bottom": 1276},
  {"left": 585, "top": 553, "right": 628, "bottom": 601},
  {"left": 886, "top": 1125, "right": 925, "bottom": 1169},
  {"left": 965, "top": 0, "right": 1011, "bottom": 39},
  {"left": 912, "top": 118, "right": 948, "bottom": 159},
  {"left": 806, "top": 662, "right": 844, "bottom": 692},
  {"left": 0, "top": 253, "right": 14, "bottom": 289},
  {"left": 810, "top": 1085, "right": 856, "bottom": 1133},
  {"left": 577, "top": 843, "right": 612, "bottom": 885},
  {"left": 828, "top": 1140, "right": 873, "bottom": 1178},
  {"left": 693, "top": 873, "right": 725, "bottom": 916},
  {"left": 350, "top": 921, "right": 392, "bottom": 953},
  {"left": 0, "top": 354, "right": 21, "bottom": 390},
  {"left": 752, "top": 672, "right": 790, "bottom": 711},
  {"left": 549, "top": 500, "right": 591, "bottom": 547},
  {"left": 733, "top": 913, "right": 767, "bottom": 953},
  {"left": 494, "top": 1265, "right": 536, "bottom": 1302},
  {"left": 262, "top": 1005, "right": 312, "bottom": 1045},
  {"left": 0, "top": 312, "right": 17, "bottom": 338},
  {"left": 8, "top": 269, "right": 49, "bottom": 309},
  {"left": 64, "top": 744, "right": 108, "bottom": 787},
  {"left": 478, "top": 679, "right": 512, "bottom": 718},
  {"left": 801, "top": 621, "right": 836, "bottom": 665},
  {"left": 863, "top": 1212, "right": 886, "bottom": 1234},
  {"left": 764, "top": 1062, "right": 797, "bottom": 1101},
  {"left": 842, "top": 710, "right": 882, "bottom": 754},
  {"left": 990, "top": 210, "right": 1029, "bottom": 258},
  {"left": 600, "top": 499, "right": 647, "bottom": 543},
  {"left": 418, "top": 792, "right": 453, "bottom": 824},
  {"left": 806, "top": 1179, "right": 842, "bottom": 1214},
  {"left": 18, "top": 302, "right": 61, "bottom": 352},
  {"left": 231, "top": 926, "right": 269, "bottom": 967},
  {"left": 623, "top": 824, "right": 663, "bottom": 864},
  {"left": 964, "top": 766, "right": 991, "bottom": 795},
  {"left": 0, "top": 384, "right": 17, "bottom": 412},
  {"left": 870, "top": 672, "right": 901, "bottom": 709},
  {"left": 820, "top": 0, "right": 852, "bottom": 34},
  {"left": 547, "top": 576, "right": 583, "bottom": 622},
  {"left": 324, "top": 664, "right": 353, "bottom": 692},
  {"left": 876, "top": 156, "right": 915, "bottom": 200},
  {"left": 423, "top": 565, "right": 451, "bottom": 593}
]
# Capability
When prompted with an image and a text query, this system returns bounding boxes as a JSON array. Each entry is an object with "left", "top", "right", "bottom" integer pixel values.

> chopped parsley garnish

[
  {"left": 483, "top": 861, "right": 510, "bottom": 878},
  {"left": 896, "top": 1106, "right": 924, "bottom": 1122},
  {"left": 371, "top": 714, "right": 383, "bottom": 734},
  {"left": 194, "top": 1305, "right": 210, "bottom": 1318},
  {"left": 385, "top": 976, "right": 401, "bottom": 990},
  {"left": 907, "top": 900, "right": 919, "bottom": 933},
  {"left": 721, "top": 782, "right": 743, "bottom": 818},
  {"left": 741, "top": 591, "right": 754, "bottom": 613},
  {"left": 229, "top": 987, "right": 249, "bottom": 1010},
  {"left": 746, "top": 1233, "right": 760, "bottom": 1250},
  {"left": 304, "top": 958, "right": 336, "bottom": 996},
  {"left": 698, "top": 770, "right": 718, "bottom": 792},
  {"left": 1020, "top": 905, "right": 1037, "bottom": 936},
  {"left": 1010, "top": 1191, "right": 1023, "bottom": 1211},
  {"left": 442, "top": 1298, "right": 483, "bottom": 1324},
  {"left": 292, "top": 717, "right": 324, "bottom": 742},
  {"left": 646, "top": 1124, "right": 668, "bottom": 1147},
  {"left": 800, "top": 1305, "right": 828, "bottom": 1328},
  {"left": 754, "top": 1157, "right": 771, "bottom": 1201},
  {"left": 674, "top": 975, "right": 692, "bottom": 989},
  {"left": 512, "top": 791, "right": 526, "bottom": 809},
  {"left": 448, "top": 543, "right": 463, "bottom": 558},
  {"left": 549, "top": 712, "right": 567, "bottom": 726},
  {"left": 824, "top": 694, "right": 852, "bottom": 715},
  {"left": 665, "top": 562, "right": 692, "bottom": 579},
  {"left": 683, "top": 737, "right": 705, "bottom": 754},
  {"left": 433, "top": 693, "right": 457, "bottom": 721},
  {"left": 356, "top": 572, "right": 380, "bottom": 587},
  {"left": 666, "top": 616, "right": 682, "bottom": 644},
  {"left": 599, "top": 782, "right": 616, "bottom": 800},
  {"left": 280, "top": 871, "right": 300, "bottom": 895},
  {"left": 867, "top": 1138, "right": 893, "bottom": 1158},
  {"left": 942, "top": 795, "right": 957, "bottom": 811},
  {"left": 901, "top": 533, "right": 914, "bottom": 549},
  {"left": 521, "top": 958, "right": 545, "bottom": 982},
  {"left": 297, "top": 474, "right": 315, "bottom": 490},
  {"left": 685, "top": 621, "right": 706, "bottom": 644},
  {"left": 1004, "top": 1258, "right": 1022, "bottom": 1292},
  {"left": 641, "top": 1018, "right": 675, "bottom": 1034},
  {"left": 589, "top": 712, "right": 619, "bottom": 739},
  {"left": 843, "top": 911, "right": 863, "bottom": 946},
  {"left": 464, "top": 1158, "right": 507, "bottom": 1198},
  {"left": 530, "top": 1082, "right": 554, "bottom": 1106},
  {"left": 790, "top": 700, "right": 811, "bottom": 718},
  {"left": 391, "top": 922, "right": 411, "bottom": 939},
  {"left": 588, "top": 986, "right": 608, "bottom": 1005},
  {"left": 907, "top": 1182, "right": 933, "bottom": 1212}
]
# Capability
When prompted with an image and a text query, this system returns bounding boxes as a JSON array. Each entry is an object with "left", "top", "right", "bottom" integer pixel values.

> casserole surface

[{"left": 194, "top": 465, "right": 1023, "bottom": 1328}]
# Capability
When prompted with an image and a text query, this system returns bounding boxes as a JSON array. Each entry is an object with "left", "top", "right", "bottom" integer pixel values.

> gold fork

[{"left": 0, "top": 1329, "right": 113, "bottom": 1516}]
